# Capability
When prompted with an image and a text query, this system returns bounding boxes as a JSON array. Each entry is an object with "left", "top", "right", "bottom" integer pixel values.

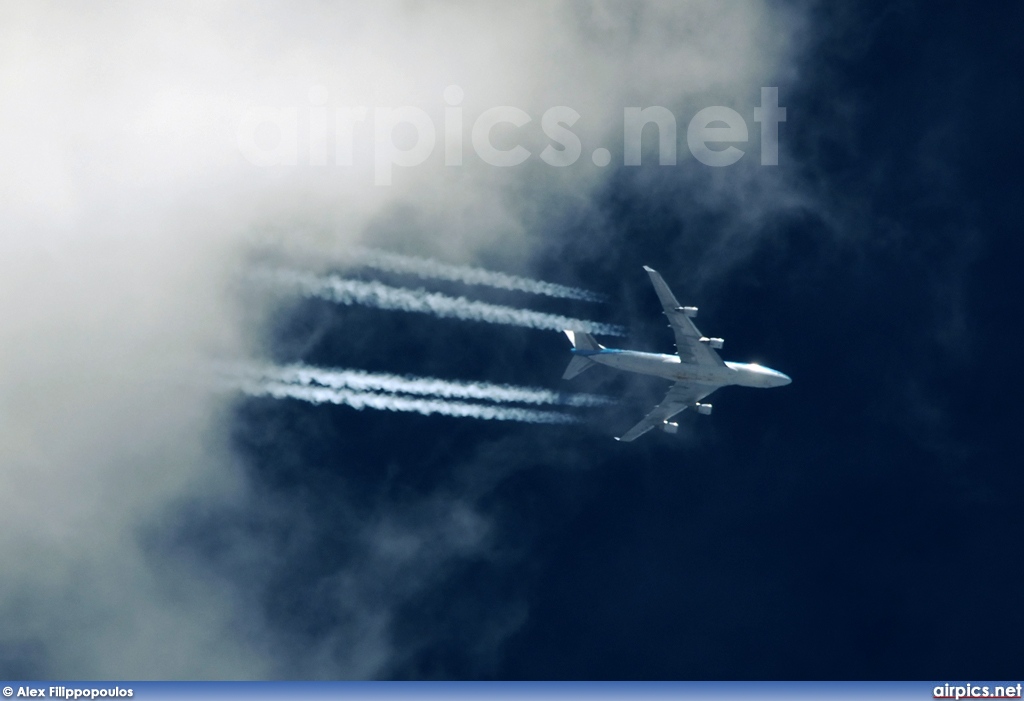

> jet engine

[
  {"left": 695, "top": 403, "right": 713, "bottom": 415},
  {"left": 675, "top": 306, "right": 698, "bottom": 318},
  {"left": 699, "top": 336, "right": 724, "bottom": 349},
  {"left": 662, "top": 421, "right": 679, "bottom": 434}
]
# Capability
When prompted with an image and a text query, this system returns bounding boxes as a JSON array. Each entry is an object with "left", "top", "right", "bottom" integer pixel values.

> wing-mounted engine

[
  {"left": 695, "top": 403, "right": 712, "bottom": 415},
  {"left": 642, "top": 266, "right": 726, "bottom": 369},
  {"left": 661, "top": 421, "right": 679, "bottom": 434}
]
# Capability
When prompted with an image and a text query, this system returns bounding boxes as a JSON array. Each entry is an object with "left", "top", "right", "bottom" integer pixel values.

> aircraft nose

[{"left": 777, "top": 372, "right": 792, "bottom": 386}]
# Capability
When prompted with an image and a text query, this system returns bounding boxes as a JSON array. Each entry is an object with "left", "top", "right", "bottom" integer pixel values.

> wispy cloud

[
  {"left": 238, "top": 380, "right": 578, "bottom": 424},
  {"left": 0, "top": 0, "right": 805, "bottom": 679},
  {"left": 255, "top": 269, "right": 626, "bottom": 336},
  {"left": 230, "top": 362, "right": 615, "bottom": 408},
  {"left": 347, "top": 248, "right": 605, "bottom": 303}
]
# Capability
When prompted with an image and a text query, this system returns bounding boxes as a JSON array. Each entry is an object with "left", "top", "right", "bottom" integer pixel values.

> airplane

[{"left": 562, "top": 266, "right": 791, "bottom": 442}]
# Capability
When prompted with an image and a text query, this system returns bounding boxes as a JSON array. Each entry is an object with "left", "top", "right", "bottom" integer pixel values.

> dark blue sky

[{"left": 219, "top": 1, "right": 1024, "bottom": 680}]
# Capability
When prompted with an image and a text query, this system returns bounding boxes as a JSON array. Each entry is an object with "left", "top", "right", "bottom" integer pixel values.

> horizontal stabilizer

[{"left": 562, "top": 355, "right": 596, "bottom": 380}]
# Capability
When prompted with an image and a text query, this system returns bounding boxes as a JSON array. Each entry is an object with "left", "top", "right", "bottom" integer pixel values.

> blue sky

[{"left": 0, "top": 0, "right": 1021, "bottom": 680}]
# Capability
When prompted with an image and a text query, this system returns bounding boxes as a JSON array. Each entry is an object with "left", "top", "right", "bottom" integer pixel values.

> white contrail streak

[
  {"left": 254, "top": 269, "right": 626, "bottom": 337},
  {"left": 348, "top": 248, "right": 606, "bottom": 303},
  {"left": 228, "top": 363, "right": 615, "bottom": 408},
  {"left": 237, "top": 380, "right": 578, "bottom": 424}
]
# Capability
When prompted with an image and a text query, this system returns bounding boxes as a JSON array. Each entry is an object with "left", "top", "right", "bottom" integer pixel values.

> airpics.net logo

[
  {"left": 934, "top": 684, "right": 1023, "bottom": 699},
  {"left": 236, "top": 85, "right": 786, "bottom": 185}
]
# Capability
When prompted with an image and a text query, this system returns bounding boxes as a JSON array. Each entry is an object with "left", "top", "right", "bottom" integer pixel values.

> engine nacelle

[
  {"left": 662, "top": 421, "right": 679, "bottom": 434},
  {"left": 675, "top": 306, "right": 698, "bottom": 318},
  {"left": 695, "top": 403, "right": 713, "bottom": 415},
  {"left": 699, "top": 336, "right": 724, "bottom": 349}
]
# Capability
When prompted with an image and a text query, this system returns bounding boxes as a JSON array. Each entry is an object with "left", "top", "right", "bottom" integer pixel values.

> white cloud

[{"left": 0, "top": 0, "right": 804, "bottom": 677}]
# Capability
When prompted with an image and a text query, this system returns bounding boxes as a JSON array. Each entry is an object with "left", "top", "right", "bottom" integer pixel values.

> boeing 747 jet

[{"left": 563, "top": 266, "right": 791, "bottom": 441}]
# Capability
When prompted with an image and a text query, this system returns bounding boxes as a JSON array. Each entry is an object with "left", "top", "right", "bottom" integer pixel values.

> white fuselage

[{"left": 580, "top": 349, "right": 792, "bottom": 389}]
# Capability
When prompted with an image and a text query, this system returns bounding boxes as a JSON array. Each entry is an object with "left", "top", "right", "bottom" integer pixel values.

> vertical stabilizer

[
  {"left": 563, "top": 329, "right": 604, "bottom": 351},
  {"left": 562, "top": 329, "right": 603, "bottom": 379}
]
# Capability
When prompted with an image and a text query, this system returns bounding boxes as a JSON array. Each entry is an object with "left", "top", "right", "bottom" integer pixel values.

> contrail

[
  {"left": 228, "top": 363, "right": 615, "bottom": 408},
  {"left": 254, "top": 269, "right": 626, "bottom": 336},
  {"left": 347, "top": 248, "right": 606, "bottom": 303},
  {"left": 237, "top": 380, "right": 578, "bottom": 424}
]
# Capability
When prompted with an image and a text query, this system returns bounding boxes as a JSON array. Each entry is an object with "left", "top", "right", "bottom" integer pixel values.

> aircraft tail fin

[
  {"left": 563, "top": 329, "right": 603, "bottom": 352},
  {"left": 562, "top": 330, "right": 603, "bottom": 380}
]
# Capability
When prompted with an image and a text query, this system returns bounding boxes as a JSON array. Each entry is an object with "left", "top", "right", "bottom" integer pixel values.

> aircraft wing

[
  {"left": 643, "top": 266, "right": 726, "bottom": 368},
  {"left": 616, "top": 382, "right": 716, "bottom": 442}
]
